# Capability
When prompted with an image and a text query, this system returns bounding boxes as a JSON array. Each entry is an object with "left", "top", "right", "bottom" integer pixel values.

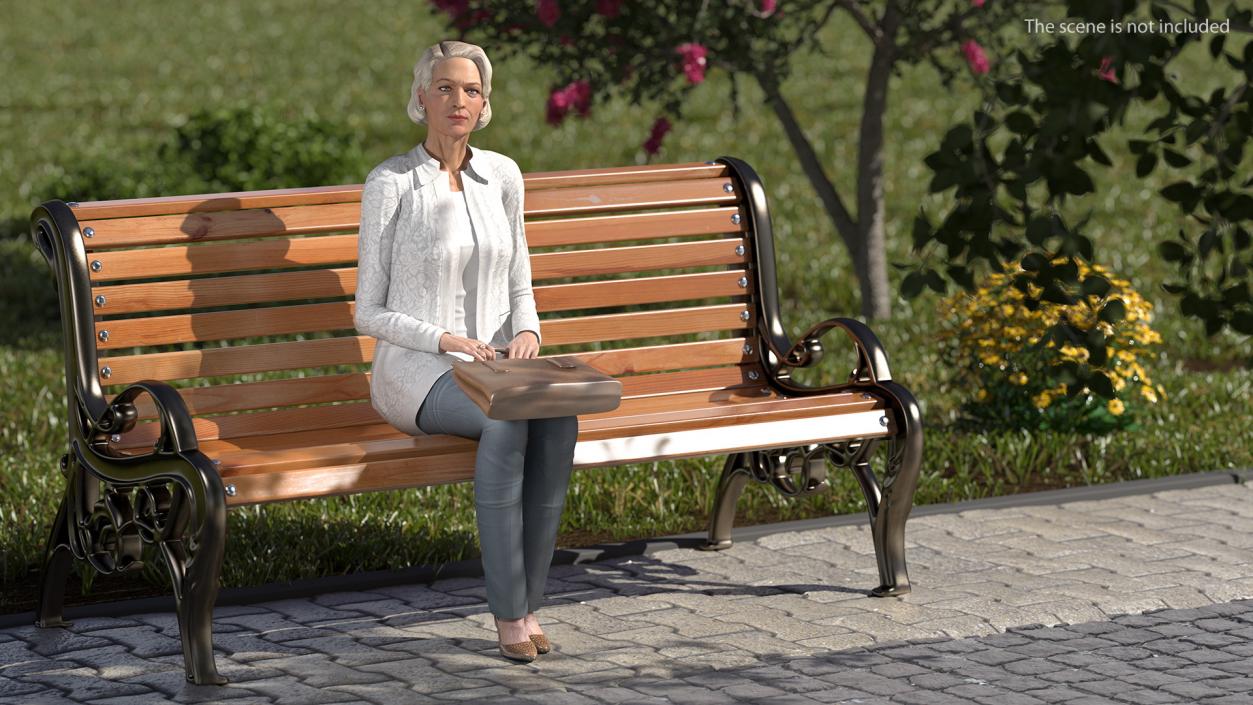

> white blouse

[{"left": 431, "top": 172, "right": 479, "bottom": 360}]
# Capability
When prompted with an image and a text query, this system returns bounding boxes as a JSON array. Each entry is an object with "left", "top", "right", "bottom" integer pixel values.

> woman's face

[{"left": 419, "top": 57, "right": 485, "bottom": 139}]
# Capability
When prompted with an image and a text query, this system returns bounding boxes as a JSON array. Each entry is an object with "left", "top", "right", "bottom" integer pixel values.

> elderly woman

[{"left": 354, "top": 40, "right": 580, "bottom": 663}]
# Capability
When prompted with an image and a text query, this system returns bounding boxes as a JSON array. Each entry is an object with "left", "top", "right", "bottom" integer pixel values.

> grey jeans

[{"left": 416, "top": 369, "right": 579, "bottom": 619}]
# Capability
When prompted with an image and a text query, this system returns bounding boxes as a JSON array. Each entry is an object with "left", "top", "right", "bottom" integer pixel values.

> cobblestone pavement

[{"left": 1, "top": 481, "right": 1251, "bottom": 704}]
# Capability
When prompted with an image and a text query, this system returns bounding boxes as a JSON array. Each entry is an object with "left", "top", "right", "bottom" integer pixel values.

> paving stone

[{"left": 18, "top": 666, "right": 150, "bottom": 702}]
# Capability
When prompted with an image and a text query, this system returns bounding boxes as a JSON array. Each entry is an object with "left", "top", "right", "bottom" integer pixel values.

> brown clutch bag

[{"left": 450, "top": 351, "right": 623, "bottom": 420}]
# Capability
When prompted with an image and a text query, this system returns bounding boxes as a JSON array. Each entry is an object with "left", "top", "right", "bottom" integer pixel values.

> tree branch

[{"left": 833, "top": 0, "right": 882, "bottom": 42}]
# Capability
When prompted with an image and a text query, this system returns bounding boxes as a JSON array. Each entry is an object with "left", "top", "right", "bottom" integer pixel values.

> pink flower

[
  {"left": 597, "top": 0, "right": 623, "bottom": 18},
  {"left": 971, "top": 0, "right": 985, "bottom": 7},
  {"left": 676, "top": 42, "right": 708, "bottom": 84},
  {"left": 568, "top": 79, "right": 592, "bottom": 115},
  {"left": 454, "top": 9, "right": 490, "bottom": 30},
  {"left": 429, "top": 1, "right": 484, "bottom": 31},
  {"left": 430, "top": 0, "right": 468, "bottom": 19},
  {"left": 537, "top": 0, "right": 560, "bottom": 27},
  {"left": 644, "top": 116, "right": 672, "bottom": 155},
  {"left": 761, "top": 0, "right": 777, "bottom": 15},
  {"left": 961, "top": 39, "right": 990, "bottom": 75},
  {"left": 545, "top": 79, "right": 592, "bottom": 125},
  {"left": 1097, "top": 55, "right": 1119, "bottom": 84}
]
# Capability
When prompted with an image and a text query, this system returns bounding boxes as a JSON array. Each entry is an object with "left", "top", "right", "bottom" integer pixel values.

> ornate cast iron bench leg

[
  {"left": 35, "top": 479, "right": 74, "bottom": 629},
  {"left": 35, "top": 442, "right": 229, "bottom": 685},
  {"left": 699, "top": 317, "right": 924, "bottom": 598}
]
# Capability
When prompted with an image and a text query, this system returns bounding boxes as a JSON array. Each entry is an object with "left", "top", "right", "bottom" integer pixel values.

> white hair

[{"left": 407, "top": 40, "right": 493, "bottom": 131}]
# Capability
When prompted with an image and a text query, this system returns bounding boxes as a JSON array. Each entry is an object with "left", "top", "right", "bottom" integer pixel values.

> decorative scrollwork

[
  {"left": 734, "top": 435, "right": 899, "bottom": 501},
  {"left": 61, "top": 448, "right": 179, "bottom": 577},
  {"left": 742, "top": 444, "right": 830, "bottom": 498}
]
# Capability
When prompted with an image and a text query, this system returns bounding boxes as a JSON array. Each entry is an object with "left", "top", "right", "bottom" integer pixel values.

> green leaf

[
  {"left": 1087, "top": 139, "right": 1112, "bottom": 167},
  {"left": 1021, "top": 252, "right": 1047, "bottom": 271},
  {"left": 947, "top": 265, "right": 976, "bottom": 290},
  {"left": 1184, "top": 118, "right": 1209, "bottom": 145},
  {"left": 1234, "top": 227, "right": 1251, "bottom": 251},
  {"left": 1232, "top": 309, "right": 1253, "bottom": 335},
  {"left": 1162, "top": 149, "right": 1192, "bottom": 167},
  {"left": 1158, "top": 240, "right": 1190, "bottom": 263},
  {"left": 1135, "top": 152, "right": 1158, "bottom": 177},
  {"left": 1160, "top": 182, "right": 1201, "bottom": 210},
  {"left": 924, "top": 269, "right": 947, "bottom": 294},
  {"left": 901, "top": 272, "right": 926, "bottom": 299},
  {"left": 1089, "top": 372, "right": 1116, "bottom": 399},
  {"left": 1026, "top": 217, "right": 1053, "bottom": 246},
  {"left": 1006, "top": 112, "right": 1035, "bottom": 135},
  {"left": 1099, "top": 298, "right": 1127, "bottom": 324},
  {"left": 1210, "top": 33, "right": 1226, "bottom": 59},
  {"left": 1082, "top": 275, "right": 1112, "bottom": 297},
  {"left": 1198, "top": 229, "right": 1221, "bottom": 257}
]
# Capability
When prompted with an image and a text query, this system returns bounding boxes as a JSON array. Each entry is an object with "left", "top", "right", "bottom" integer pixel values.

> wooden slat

[
  {"left": 81, "top": 202, "right": 361, "bottom": 249},
  {"left": 536, "top": 270, "right": 749, "bottom": 312},
  {"left": 87, "top": 209, "right": 744, "bottom": 282},
  {"left": 115, "top": 401, "right": 384, "bottom": 448},
  {"left": 522, "top": 162, "right": 726, "bottom": 190},
  {"left": 522, "top": 178, "right": 737, "bottom": 217},
  {"left": 524, "top": 207, "right": 745, "bottom": 248},
  {"left": 95, "top": 301, "right": 354, "bottom": 350},
  {"left": 531, "top": 238, "right": 747, "bottom": 280},
  {"left": 68, "top": 162, "right": 727, "bottom": 220},
  {"left": 87, "top": 234, "right": 359, "bottom": 283},
  {"left": 99, "top": 337, "right": 753, "bottom": 387},
  {"left": 219, "top": 449, "right": 477, "bottom": 506},
  {"left": 100, "top": 336, "right": 374, "bottom": 387},
  {"left": 68, "top": 184, "right": 367, "bottom": 221},
  {"left": 94, "top": 267, "right": 356, "bottom": 315},
  {"left": 539, "top": 304, "right": 752, "bottom": 346}
]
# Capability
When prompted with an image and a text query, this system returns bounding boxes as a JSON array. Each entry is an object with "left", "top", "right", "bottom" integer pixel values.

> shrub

[
  {"left": 32, "top": 151, "right": 201, "bottom": 206},
  {"left": 31, "top": 103, "right": 366, "bottom": 208},
  {"left": 940, "top": 259, "right": 1164, "bottom": 434},
  {"left": 159, "top": 103, "right": 365, "bottom": 192}
]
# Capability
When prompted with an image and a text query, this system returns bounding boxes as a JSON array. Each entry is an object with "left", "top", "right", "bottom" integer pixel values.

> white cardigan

[{"left": 354, "top": 142, "right": 542, "bottom": 436}]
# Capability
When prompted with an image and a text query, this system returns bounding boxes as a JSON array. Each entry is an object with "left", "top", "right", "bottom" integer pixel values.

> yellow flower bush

[{"left": 939, "top": 258, "right": 1164, "bottom": 432}]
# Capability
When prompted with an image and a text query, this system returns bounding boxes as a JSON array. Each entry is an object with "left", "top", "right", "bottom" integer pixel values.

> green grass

[{"left": 0, "top": 2, "right": 1249, "bottom": 612}]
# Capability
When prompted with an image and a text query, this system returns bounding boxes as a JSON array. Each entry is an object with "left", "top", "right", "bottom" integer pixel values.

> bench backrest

[{"left": 35, "top": 157, "right": 791, "bottom": 451}]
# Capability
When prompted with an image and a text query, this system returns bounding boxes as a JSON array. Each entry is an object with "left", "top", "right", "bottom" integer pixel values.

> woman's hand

[
  {"left": 506, "top": 330, "right": 540, "bottom": 359},
  {"left": 438, "top": 332, "right": 497, "bottom": 361}
]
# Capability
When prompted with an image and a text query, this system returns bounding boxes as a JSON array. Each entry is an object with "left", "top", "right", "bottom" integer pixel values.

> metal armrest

[
  {"left": 766, "top": 316, "right": 894, "bottom": 395},
  {"left": 95, "top": 380, "right": 200, "bottom": 456}
]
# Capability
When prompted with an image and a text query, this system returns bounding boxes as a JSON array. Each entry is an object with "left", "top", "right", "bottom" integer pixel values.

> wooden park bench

[{"left": 30, "top": 155, "right": 923, "bottom": 684}]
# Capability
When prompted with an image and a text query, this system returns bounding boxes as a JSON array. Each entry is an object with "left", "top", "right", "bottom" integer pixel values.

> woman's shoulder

[
  {"left": 473, "top": 148, "right": 524, "bottom": 188},
  {"left": 365, "top": 153, "right": 413, "bottom": 185}
]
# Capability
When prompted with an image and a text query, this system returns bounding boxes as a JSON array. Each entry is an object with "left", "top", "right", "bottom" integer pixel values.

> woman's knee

[{"left": 481, "top": 417, "right": 528, "bottom": 446}]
